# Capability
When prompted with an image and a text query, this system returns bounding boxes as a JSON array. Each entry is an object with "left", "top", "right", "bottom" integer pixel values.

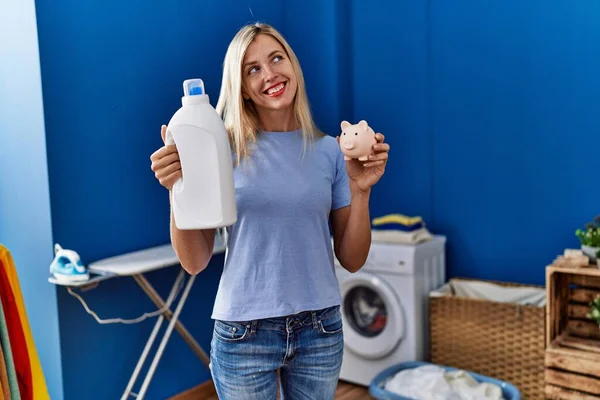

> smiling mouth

[{"left": 264, "top": 82, "right": 286, "bottom": 97}]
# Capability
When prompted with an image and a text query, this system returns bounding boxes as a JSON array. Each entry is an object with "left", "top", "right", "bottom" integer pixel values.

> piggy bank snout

[{"left": 342, "top": 138, "right": 355, "bottom": 149}]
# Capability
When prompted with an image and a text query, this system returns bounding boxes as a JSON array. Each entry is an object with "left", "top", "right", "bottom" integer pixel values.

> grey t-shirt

[{"left": 211, "top": 129, "right": 351, "bottom": 321}]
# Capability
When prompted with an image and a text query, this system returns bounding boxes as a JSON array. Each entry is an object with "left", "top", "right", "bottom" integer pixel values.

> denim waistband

[{"left": 244, "top": 305, "right": 340, "bottom": 333}]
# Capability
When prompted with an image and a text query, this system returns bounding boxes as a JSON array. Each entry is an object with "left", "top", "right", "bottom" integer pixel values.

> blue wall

[
  {"left": 351, "top": 0, "right": 432, "bottom": 223},
  {"left": 281, "top": 0, "right": 354, "bottom": 135},
  {"left": 3, "top": 0, "right": 600, "bottom": 399},
  {"left": 0, "top": 0, "right": 64, "bottom": 398},
  {"left": 428, "top": 0, "right": 600, "bottom": 283},
  {"left": 352, "top": 0, "right": 600, "bottom": 285}
]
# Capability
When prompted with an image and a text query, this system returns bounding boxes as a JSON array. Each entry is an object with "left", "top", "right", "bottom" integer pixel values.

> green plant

[
  {"left": 575, "top": 215, "right": 600, "bottom": 247},
  {"left": 589, "top": 295, "right": 600, "bottom": 328}
]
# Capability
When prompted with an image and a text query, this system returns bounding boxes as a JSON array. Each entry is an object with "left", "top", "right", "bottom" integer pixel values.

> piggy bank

[{"left": 340, "top": 120, "right": 377, "bottom": 161}]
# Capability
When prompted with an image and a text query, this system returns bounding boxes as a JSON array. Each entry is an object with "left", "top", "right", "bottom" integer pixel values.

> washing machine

[{"left": 334, "top": 235, "right": 446, "bottom": 386}]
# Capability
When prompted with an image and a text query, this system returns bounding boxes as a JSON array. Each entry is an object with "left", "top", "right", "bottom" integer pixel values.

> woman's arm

[
  {"left": 331, "top": 132, "right": 390, "bottom": 273},
  {"left": 170, "top": 206, "right": 216, "bottom": 275},
  {"left": 330, "top": 190, "right": 372, "bottom": 272}
]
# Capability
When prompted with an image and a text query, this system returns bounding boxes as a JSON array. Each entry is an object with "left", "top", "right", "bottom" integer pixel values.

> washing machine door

[{"left": 339, "top": 271, "right": 405, "bottom": 360}]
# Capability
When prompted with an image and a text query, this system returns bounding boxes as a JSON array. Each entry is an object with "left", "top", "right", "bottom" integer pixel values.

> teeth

[{"left": 267, "top": 83, "right": 284, "bottom": 95}]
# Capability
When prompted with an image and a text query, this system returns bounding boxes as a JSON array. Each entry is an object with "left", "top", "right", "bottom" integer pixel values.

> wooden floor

[{"left": 169, "top": 379, "right": 374, "bottom": 400}]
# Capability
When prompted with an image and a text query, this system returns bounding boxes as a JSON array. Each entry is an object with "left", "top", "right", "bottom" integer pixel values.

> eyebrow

[{"left": 243, "top": 50, "right": 283, "bottom": 69}]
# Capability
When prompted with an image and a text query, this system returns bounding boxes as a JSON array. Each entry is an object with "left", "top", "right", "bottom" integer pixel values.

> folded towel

[
  {"left": 372, "top": 214, "right": 423, "bottom": 227},
  {"left": 371, "top": 227, "right": 433, "bottom": 244}
]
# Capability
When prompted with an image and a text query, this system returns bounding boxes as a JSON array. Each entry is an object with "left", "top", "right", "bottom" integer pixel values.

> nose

[{"left": 262, "top": 64, "right": 277, "bottom": 82}]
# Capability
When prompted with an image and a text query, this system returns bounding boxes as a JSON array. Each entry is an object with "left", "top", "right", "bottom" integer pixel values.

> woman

[{"left": 150, "top": 22, "right": 390, "bottom": 399}]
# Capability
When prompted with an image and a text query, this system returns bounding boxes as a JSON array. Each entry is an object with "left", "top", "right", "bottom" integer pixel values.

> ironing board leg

[
  {"left": 133, "top": 274, "right": 210, "bottom": 368},
  {"left": 121, "top": 270, "right": 185, "bottom": 400},
  {"left": 136, "top": 272, "right": 196, "bottom": 399}
]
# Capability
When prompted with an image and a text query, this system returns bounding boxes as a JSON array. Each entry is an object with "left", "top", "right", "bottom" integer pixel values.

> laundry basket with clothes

[
  {"left": 369, "top": 361, "right": 521, "bottom": 400},
  {"left": 428, "top": 278, "right": 545, "bottom": 399}
]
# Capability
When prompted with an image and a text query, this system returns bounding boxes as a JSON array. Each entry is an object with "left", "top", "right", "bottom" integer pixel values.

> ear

[
  {"left": 341, "top": 120, "right": 351, "bottom": 129},
  {"left": 358, "top": 120, "right": 368, "bottom": 129},
  {"left": 241, "top": 85, "right": 251, "bottom": 100}
]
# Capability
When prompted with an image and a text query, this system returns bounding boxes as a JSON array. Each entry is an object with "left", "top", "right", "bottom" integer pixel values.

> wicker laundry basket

[{"left": 429, "top": 278, "right": 545, "bottom": 400}]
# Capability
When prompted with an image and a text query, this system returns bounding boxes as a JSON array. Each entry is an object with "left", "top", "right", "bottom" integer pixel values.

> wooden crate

[{"left": 545, "top": 266, "right": 600, "bottom": 399}]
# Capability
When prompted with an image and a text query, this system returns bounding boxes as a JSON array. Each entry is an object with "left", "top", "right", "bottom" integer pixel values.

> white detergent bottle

[{"left": 165, "top": 78, "right": 237, "bottom": 229}]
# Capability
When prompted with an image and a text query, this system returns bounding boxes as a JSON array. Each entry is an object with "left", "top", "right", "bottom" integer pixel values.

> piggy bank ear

[
  {"left": 357, "top": 120, "right": 368, "bottom": 130},
  {"left": 341, "top": 120, "right": 351, "bottom": 130}
]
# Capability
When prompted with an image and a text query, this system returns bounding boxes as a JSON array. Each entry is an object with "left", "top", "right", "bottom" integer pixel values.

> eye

[
  {"left": 355, "top": 132, "right": 358, "bottom": 135},
  {"left": 342, "top": 132, "right": 346, "bottom": 135},
  {"left": 248, "top": 66, "right": 259, "bottom": 75},
  {"left": 273, "top": 55, "right": 284, "bottom": 63}
]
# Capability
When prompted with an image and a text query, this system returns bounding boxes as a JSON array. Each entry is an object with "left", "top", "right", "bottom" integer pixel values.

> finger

[
  {"left": 161, "top": 170, "right": 182, "bottom": 190},
  {"left": 150, "top": 145, "right": 178, "bottom": 163},
  {"left": 150, "top": 147, "right": 178, "bottom": 168},
  {"left": 368, "top": 152, "right": 388, "bottom": 162},
  {"left": 372, "top": 142, "right": 390, "bottom": 153},
  {"left": 363, "top": 160, "right": 386, "bottom": 168},
  {"left": 151, "top": 151, "right": 179, "bottom": 171},
  {"left": 155, "top": 160, "right": 181, "bottom": 180},
  {"left": 161, "top": 125, "right": 167, "bottom": 144},
  {"left": 375, "top": 133, "right": 385, "bottom": 143},
  {"left": 150, "top": 145, "right": 174, "bottom": 161}
]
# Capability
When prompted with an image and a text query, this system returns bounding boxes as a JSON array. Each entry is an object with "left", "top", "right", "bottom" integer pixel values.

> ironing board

[{"left": 49, "top": 235, "right": 226, "bottom": 400}]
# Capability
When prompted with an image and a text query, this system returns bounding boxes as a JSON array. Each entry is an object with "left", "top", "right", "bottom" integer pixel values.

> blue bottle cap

[{"left": 183, "top": 79, "right": 205, "bottom": 96}]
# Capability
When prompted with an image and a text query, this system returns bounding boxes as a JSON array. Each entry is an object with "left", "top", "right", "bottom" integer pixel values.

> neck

[{"left": 257, "top": 106, "right": 299, "bottom": 132}]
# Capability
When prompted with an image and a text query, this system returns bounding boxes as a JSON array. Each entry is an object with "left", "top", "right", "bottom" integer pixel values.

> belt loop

[
  {"left": 312, "top": 311, "right": 318, "bottom": 329},
  {"left": 250, "top": 320, "right": 257, "bottom": 334}
]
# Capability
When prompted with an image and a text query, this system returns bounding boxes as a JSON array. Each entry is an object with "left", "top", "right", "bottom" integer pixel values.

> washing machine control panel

[
  {"left": 332, "top": 239, "right": 417, "bottom": 275},
  {"left": 362, "top": 242, "right": 416, "bottom": 275}
]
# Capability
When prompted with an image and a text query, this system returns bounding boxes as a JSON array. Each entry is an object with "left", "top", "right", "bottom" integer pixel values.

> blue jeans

[{"left": 209, "top": 305, "right": 344, "bottom": 400}]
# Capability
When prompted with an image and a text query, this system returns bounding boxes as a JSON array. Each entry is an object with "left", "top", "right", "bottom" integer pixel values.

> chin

[
  {"left": 268, "top": 98, "right": 294, "bottom": 111},
  {"left": 260, "top": 95, "right": 295, "bottom": 111}
]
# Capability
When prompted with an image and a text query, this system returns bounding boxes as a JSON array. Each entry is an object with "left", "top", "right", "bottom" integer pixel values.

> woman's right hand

[{"left": 150, "top": 125, "right": 182, "bottom": 190}]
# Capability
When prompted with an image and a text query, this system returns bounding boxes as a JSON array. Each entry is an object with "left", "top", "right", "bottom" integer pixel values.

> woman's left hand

[{"left": 340, "top": 133, "right": 390, "bottom": 193}]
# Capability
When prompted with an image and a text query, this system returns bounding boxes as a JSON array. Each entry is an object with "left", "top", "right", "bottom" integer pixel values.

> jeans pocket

[
  {"left": 318, "top": 310, "right": 343, "bottom": 335},
  {"left": 214, "top": 320, "right": 250, "bottom": 342}
]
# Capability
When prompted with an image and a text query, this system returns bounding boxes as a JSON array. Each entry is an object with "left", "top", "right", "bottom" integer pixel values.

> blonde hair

[{"left": 215, "top": 22, "right": 323, "bottom": 165}]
